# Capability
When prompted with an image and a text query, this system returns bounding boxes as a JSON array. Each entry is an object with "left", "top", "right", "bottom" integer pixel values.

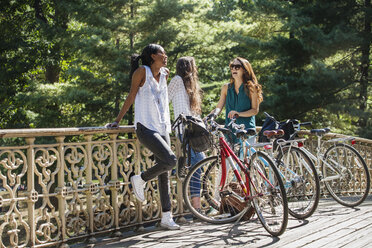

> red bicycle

[{"left": 182, "top": 116, "right": 288, "bottom": 236}]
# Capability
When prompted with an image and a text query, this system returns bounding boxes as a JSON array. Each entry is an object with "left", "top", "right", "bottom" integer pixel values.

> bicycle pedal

[
  {"left": 177, "top": 156, "right": 185, "bottom": 166},
  {"left": 176, "top": 156, "right": 187, "bottom": 181}
]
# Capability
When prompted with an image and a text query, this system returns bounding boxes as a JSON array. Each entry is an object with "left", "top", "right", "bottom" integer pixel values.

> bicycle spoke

[
  {"left": 322, "top": 144, "right": 370, "bottom": 207},
  {"left": 276, "top": 146, "right": 320, "bottom": 219},
  {"left": 250, "top": 151, "right": 288, "bottom": 236},
  {"left": 183, "top": 156, "right": 250, "bottom": 224}
]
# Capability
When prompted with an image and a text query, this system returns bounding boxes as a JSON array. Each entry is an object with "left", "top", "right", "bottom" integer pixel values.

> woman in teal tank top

[{"left": 208, "top": 57, "right": 263, "bottom": 144}]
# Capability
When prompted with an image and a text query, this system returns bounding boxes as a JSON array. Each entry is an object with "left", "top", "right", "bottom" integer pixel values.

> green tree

[
  {"left": 1, "top": 0, "right": 370, "bottom": 139},
  {"left": 3, "top": 0, "right": 196, "bottom": 128},
  {"left": 246, "top": 0, "right": 370, "bottom": 136},
  {"left": 0, "top": 1, "right": 41, "bottom": 128}
]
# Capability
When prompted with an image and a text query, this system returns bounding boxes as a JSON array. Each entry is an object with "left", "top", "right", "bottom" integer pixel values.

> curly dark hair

[{"left": 130, "top": 44, "right": 164, "bottom": 78}]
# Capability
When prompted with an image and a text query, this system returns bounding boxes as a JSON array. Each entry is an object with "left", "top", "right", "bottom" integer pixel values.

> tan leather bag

[{"left": 219, "top": 182, "right": 255, "bottom": 221}]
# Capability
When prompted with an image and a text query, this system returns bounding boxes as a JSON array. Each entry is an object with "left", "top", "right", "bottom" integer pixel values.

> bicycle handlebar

[
  {"left": 171, "top": 113, "right": 206, "bottom": 131},
  {"left": 264, "top": 112, "right": 272, "bottom": 118},
  {"left": 300, "top": 122, "right": 312, "bottom": 127},
  {"left": 227, "top": 116, "right": 246, "bottom": 131},
  {"left": 205, "top": 116, "right": 238, "bottom": 135},
  {"left": 171, "top": 114, "right": 185, "bottom": 130}
]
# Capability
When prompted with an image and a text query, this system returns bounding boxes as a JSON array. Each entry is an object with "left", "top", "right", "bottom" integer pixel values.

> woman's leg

[
  {"left": 155, "top": 133, "right": 172, "bottom": 213},
  {"left": 158, "top": 171, "right": 171, "bottom": 212},
  {"left": 136, "top": 123, "right": 177, "bottom": 181},
  {"left": 189, "top": 149, "right": 205, "bottom": 209},
  {"left": 150, "top": 133, "right": 179, "bottom": 229}
]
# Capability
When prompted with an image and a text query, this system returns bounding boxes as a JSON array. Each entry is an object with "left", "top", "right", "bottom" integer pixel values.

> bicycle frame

[
  {"left": 288, "top": 120, "right": 356, "bottom": 182},
  {"left": 241, "top": 138, "right": 310, "bottom": 190},
  {"left": 183, "top": 117, "right": 289, "bottom": 235},
  {"left": 273, "top": 144, "right": 305, "bottom": 187},
  {"left": 238, "top": 139, "right": 278, "bottom": 186},
  {"left": 299, "top": 136, "right": 347, "bottom": 182},
  {"left": 218, "top": 135, "right": 275, "bottom": 200}
]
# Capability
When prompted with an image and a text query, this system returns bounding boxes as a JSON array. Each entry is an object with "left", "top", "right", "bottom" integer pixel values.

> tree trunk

[
  {"left": 128, "top": 0, "right": 135, "bottom": 127},
  {"left": 45, "top": 65, "right": 60, "bottom": 83},
  {"left": 359, "top": 0, "right": 371, "bottom": 127},
  {"left": 35, "top": 0, "right": 67, "bottom": 84},
  {"left": 115, "top": 38, "right": 121, "bottom": 115}
]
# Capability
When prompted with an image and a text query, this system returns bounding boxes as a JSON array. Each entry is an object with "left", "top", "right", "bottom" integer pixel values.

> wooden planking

[{"left": 91, "top": 198, "right": 372, "bottom": 248}]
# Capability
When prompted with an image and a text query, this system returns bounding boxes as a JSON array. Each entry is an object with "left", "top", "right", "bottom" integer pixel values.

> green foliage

[
  {"left": 1, "top": 0, "right": 370, "bottom": 139},
  {"left": 239, "top": 0, "right": 371, "bottom": 135}
]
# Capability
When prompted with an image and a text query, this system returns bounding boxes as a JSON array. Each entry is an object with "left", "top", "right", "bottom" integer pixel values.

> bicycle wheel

[
  {"left": 183, "top": 156, "right": 252, "bottom": 224},
  {"left": 249, "top": 151, "right": 288, "bottom": 236},
  {"left": 322, "top": 143, "right": 370, "bottom": 207},
  {"left": 277, "top": 146, "right": 320, "bottom": 219}
]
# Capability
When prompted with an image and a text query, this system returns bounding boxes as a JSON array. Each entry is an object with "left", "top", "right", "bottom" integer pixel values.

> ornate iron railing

[{"left": 0, "top": 126, "right": 371, "bottom": 247}]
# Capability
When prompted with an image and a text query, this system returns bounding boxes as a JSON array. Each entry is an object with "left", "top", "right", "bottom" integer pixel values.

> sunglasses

[{"left": 230, "top": 64, "right": 242, "bottom": 70}]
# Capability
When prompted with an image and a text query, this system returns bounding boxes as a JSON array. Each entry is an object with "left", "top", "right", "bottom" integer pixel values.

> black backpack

[
  {"left": 258, "top": 115, "right": 279, "bottom": 142},
  {"left": 258, "top": 113, "right": 297, "bottom": 142},
  {"left": 278, "top": 120, "right": 296, "bottom": 140},
  {"left": 184, "top": 116, "right": 212, "bottom": 152}
]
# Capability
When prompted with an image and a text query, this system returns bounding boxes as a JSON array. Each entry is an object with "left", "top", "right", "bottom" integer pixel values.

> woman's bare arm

[{"left": 207, "top": 84, "right": 228, "bottom": 118}]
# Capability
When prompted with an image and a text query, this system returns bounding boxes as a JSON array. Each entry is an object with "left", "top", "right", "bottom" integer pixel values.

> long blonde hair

[
  {"left": 176, "top": 57, "right": 203, "bottom": 115},
  {"left": 229, "top": 57, "right": 263, "bottom": 103}
]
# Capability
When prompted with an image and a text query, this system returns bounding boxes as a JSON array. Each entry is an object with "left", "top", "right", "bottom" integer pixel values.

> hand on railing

[{"left": 105, "top": 121, "right": 119, "bottom": 128}]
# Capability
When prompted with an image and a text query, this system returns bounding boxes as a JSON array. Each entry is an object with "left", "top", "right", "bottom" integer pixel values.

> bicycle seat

[
  {"left": 310, "top": 128, "right": 331, "bottom": 135},
  {"left": 236, "top": 129, "right": 247, "bottom": 139},
  {"left": 246, "top": 128, "right": 256, "bottom": 136},
  {"left": 263, "top": 129, "right": 284, "bottom": 139}
]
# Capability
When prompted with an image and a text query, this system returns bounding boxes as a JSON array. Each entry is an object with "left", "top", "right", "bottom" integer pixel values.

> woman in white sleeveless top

[{"left": 106, "top": 44, "right": 179, "bottom": 230}]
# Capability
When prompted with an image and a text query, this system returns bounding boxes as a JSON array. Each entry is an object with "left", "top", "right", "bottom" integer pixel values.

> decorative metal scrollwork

[
  {"left": 0, "top": 129, "right": 369, "bottom": 248},
  {"left": 0, "top": 149, "right": 28, "bottom": 248},
  {"left": 64, "top": 145, "right": 88, "bottom": 237}
]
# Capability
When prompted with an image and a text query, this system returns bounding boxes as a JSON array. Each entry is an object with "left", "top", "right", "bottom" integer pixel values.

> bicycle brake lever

[{"left": 227, "top": 116, "right": 237, "bottom": 127}]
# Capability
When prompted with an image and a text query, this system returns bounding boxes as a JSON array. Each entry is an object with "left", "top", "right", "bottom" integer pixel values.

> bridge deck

[{"left": 90, "top": 197, "right": 372, "bottom": 248}]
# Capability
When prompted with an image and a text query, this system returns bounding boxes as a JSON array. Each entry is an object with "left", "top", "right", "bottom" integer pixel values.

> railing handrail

[
  {"left": 297, "top": 130, "right": 372, "bottom": 145},
  {"left": 2, "top": 125, "right": 372, "bottom": 145},
  {"left": 254, "top": 126, "right": 372, "bottom": 145},
  {"left": 0, "top": 125, "right": 135, "bottom": 138}
]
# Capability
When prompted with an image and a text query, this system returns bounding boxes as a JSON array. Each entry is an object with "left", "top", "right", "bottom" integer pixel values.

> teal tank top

[{"left": 225, "top": 83, "right": 256, "bottom": 143}]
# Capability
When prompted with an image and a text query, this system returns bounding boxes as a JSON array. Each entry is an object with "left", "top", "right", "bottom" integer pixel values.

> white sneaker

[
  {"left": 130, "top": 175, "right": 146, "bottom": 202},
  {"left": 160, "top": 211, "right": 180, "bottom": 230}
]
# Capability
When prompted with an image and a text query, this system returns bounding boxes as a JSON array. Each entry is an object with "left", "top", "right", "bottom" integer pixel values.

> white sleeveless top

[{"left": 134, "top": 65, "right": 171, "bottom": 135}]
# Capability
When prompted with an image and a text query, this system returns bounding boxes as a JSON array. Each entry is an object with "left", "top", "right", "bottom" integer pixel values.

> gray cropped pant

[{"left": 135, "top": 122, "right": 177, "bottom": 212}]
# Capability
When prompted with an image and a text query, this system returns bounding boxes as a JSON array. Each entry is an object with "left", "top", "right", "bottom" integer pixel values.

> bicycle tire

[
  {"left": 276, "top": 146, "right": 320, "bottom": 219},
  {"left": 183, "top": 156, "right": 249, "bottom": 224},
  {"left": 322, "top": 143, "right": 370, "bottom": 207},
  {"left": 249, "top": 151, "right": 288, "bottom": 236}
]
